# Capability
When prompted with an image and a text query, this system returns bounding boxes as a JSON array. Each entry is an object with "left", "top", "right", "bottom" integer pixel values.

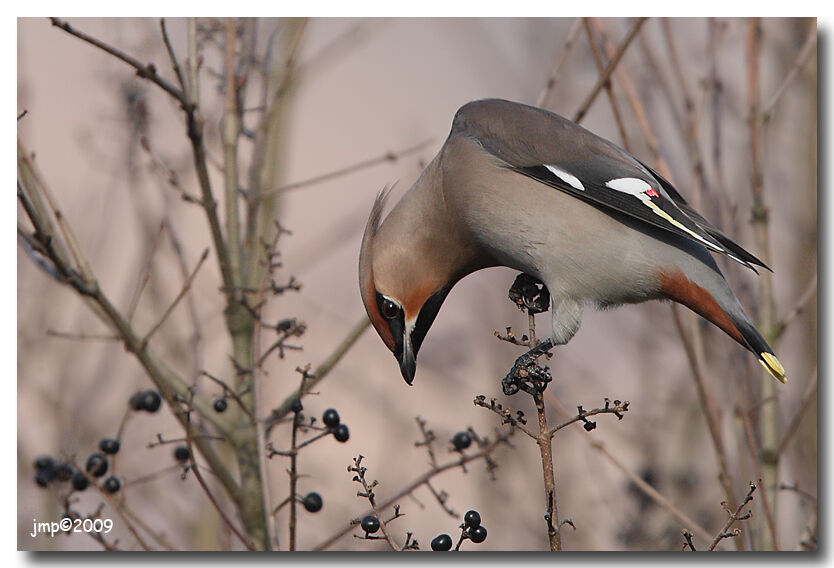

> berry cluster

[
  {"left": 322, "top": 408, "right": 350, "bottom": 443},
  {"left": 33, "top": 389, "right": 169, "bottom": 499},
  {"left": 431, "top": 509, "right": 487, "bottom": 551},
  {"left": 32, "top": 434, "right": 124, "bottom": 497}
]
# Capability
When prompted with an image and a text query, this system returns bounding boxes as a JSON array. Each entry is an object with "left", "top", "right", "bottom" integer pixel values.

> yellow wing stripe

[{"left": 637, "top": 195, "right": 724, "bottom": 253}]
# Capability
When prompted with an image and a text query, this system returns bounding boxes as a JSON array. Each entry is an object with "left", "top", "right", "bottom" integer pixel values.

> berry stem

[
  {"left": 534, "top": 388, "right": 561, "bottom": 551},
  {"left": 289, "top": 409, "right": 300, "bottom": 551}
]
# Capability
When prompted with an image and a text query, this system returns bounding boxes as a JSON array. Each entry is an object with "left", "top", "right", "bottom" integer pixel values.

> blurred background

[{"left": 18, "top": 17, "right": 816, "bottom": 551}]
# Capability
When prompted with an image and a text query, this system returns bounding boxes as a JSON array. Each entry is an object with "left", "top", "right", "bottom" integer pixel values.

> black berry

[
  {"left": 173, "top": 445, "right": 190, "bottom": 462},
  {"left": 34, "top": 470, "right": 50, "bottom": 488},
  {"left": 360, "top": 515, "right": 380, "bottom": 534},
  {"left": 55, "top": 462, "right": 74, "bottom": 482},
  {"left": 140, "top": 390, "right": 162, "bottom": 412},
  {"left": 85, "top": 453, "right": 108, "bottom": 478},
  {"left": 290, "top": 398, "right": 303, "bottom": 413},
  {"left": 103, "top": 476, "right": 121, "bottom": 494},
  {"left": 332, "top": 424, "right": 350, "bottom": 443},
  {"left": 431, "top": 534, "right": 453, "bottom": 551},
  {"left": 452, "top": 431, "right": 472, "bottom": 451},
  {"left": 583, "top": 421, "right": 596, "bottom": 432},
  {"left": 303, "top": 492, "right": 323, "bottom": 513},
  {"left": 36, "top": 463, "right": 57, "bottom": 483},
  {"left": 469, "top": 525, "right": 487, "bottom": 544},
  {"left": 464, "top": 510, "right": 481, "bottom": 529},
  {"left": 34, "top": 456, "right": 55, "bottom": 471},
  {"left": 99, "top": 438, "right": 120, "bottom": 455},
  {"left": 213, "top": 398, "right": 228, "bottom": 413},
  {"left": 71, "top": 471, "right": 89, "bottom": 491},
  {"left": 322, "top": 408, "right": 340, "bottom": 428}
]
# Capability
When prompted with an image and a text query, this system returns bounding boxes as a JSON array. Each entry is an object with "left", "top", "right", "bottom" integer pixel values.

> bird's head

[{"left": 358, "top": 188, "right": 452, "bottom": 385}]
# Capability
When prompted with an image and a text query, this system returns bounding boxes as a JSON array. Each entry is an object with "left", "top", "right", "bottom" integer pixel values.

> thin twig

[
  {"left": 19, "top": 141, "right": 95, "bottom": 282},
  {"left": 126, "top": 222, "right": 166, "bottom": 323},
  {"left": 544, "top": 391, "right": 714, "bottom": 541},
  {"left": 121, "top": 504, "right": 180, "bottom": 551},
  {"left": 536, "top": 18, "right": 583, "bottom": 108},
  {"left": 587, "top": 18, "right": 671, "bottom": 177},
  {"left": 288, "top": 410, "right": 300, "bottom": 550},
  {"left": 707, "top": 481, "right": 759, "bottom": 551},
  {"left": 313, "top": 431, "right": 512, "bottom": 551},
  {"left": 573, "top": 17, "right": 648, "bottom": 124},
  {"left": 139, "top": 248, "right": 209, "bottom": 349},
  {"left": 201, "top": 370, "right": 255, "bottom": 423},
  {"left": 773, "top": 272, "right": 817, "bottom": 341},
  {"left": 49, "top": 18, "right": 187, "bottom": 106},
  {"left": 70, "top": 465, "right": 153, "bottom": 551},
  {"left": 184, "top": 418, "right": 256, "bottom": 551},
  {"left": 262, "top": 139, "right": 433, "bottom": 197},
  {"left": 583, "top": 18, "right": 630, "bottom": 149},
  {"left": 349, "top": 456, "right": 400, "bottom": 551},
  {"left": 670, "top": 305, "right": 739, "bottom": 516},
  {"left": 160, "top": 18, "right": 187, "bottom": 93},
  {"left": 737, "top": 408, "right": 779, "bottom": 549},
  {"left": 778, "top": 482, "right": 817, "bottom": 504},
  {"left": 45, "top": 329, "right": 119, "bottom": 341},
  {"left": 777, "top": 366, "right": 817, "bottom": 457},
  {"left": 222, "top": 18, "right": 243, "bottom": 287},
  {"left": 51, "top": 17, "right": 235, "bottom": 300},
  {"left": 747, "top": 17, "right": 779, "bottom": 551},
  {"left": 762, "top": 23, "right": 817, "bottom": 122},
  {"left": 264, "top": 316, "right": 370, "bottom": 431}
]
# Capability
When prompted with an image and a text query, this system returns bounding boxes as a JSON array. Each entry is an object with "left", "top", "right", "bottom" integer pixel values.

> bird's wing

[
  {"left": 635, "top": 160, "right": 770, "bottom": 271},
  {"left": 456, "top": 101, "right": 765, "bottom": 272}
]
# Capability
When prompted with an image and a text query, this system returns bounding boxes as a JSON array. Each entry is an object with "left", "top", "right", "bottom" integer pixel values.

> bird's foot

[
  {"left": 501, "top": 339, "right": 553, "bottom": 396},
  {"left": 508, "top": 273, "right": 550, "bottom": 314}
]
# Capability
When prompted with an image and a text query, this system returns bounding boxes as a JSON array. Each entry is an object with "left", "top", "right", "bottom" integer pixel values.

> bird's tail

[
  {"left": 659, "top": 269, "right": 786, "bottom": 383},
  {"left": 733, "top": 318, "right": 787, "bottom": 383}
]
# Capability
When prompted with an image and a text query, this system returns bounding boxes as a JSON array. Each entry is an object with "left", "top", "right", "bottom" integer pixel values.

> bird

[{"left": 358, "top": 98, "right": 786, "bottom": 387}]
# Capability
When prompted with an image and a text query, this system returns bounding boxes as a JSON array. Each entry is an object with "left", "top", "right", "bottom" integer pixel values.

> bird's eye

[{"left": 380, "top": 299, "right": 400, "bottom": 320}]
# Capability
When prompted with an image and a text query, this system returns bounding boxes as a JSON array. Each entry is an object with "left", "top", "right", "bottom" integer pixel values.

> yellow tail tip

[{"left": 760, "top": 352, "right": 787, "bottom": 383}]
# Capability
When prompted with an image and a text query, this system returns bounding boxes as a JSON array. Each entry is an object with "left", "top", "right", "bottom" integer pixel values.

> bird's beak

[
  {"left": 399, "top": 345, "right": 416, "bottom": 385},
  {"left": 398, "top": 319, "right": 417, "bottom": 385}
]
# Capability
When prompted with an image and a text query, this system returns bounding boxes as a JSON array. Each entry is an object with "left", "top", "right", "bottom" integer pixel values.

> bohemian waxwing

[{"left": 359, "top": 99, "right": 786, "bottom": 386}]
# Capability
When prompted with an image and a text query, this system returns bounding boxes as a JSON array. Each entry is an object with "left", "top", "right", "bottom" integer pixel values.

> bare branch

[
  {"left": 183, "top": 399, "right": 256, "bottom": 551},
  {"left": 139, "top": 248, "right": 209, "bottom": 349},
  {"left": 314, "top": 431, "right": 512, "bottom": 551},
  {"left": 707, "top": 481, "right": 759, "bottom": 551},
  {"left": 573, "top": 17, "right": 648, "bottom": 124},
  {"left": 264, "top": 316, "right": 370, "bottom": 431},
  {"left": 671, "top": 305, "right": 740, "bottom": 516},
  {"left": 126, "top": 222, "right": 167, "bottom": 324},
  {"left": 45, "top": 329, "right": 119, "bottom": 342},
  {"left": 544, "top": 391, "right": 714, "bottom": 541},
  {"left": 762, "top": 23, "right": 817, "bottom": 122},
  {"left": 777, "top": 366, "right": 817, "bottom": 457},
  {"left": 50, "top": 18, "right": 187, "bottom": 106},
  {"left": 583, "top": 18, "right": 630, "bottom": 149},
  {"left": 222, "top": 18, "right": 243, "bottom": 286},
  {"left": 773, "top": 272, "right": 817, "bottom": 340},
  {"left": 262, "top": 139, "right": 434, "bottom": 197},
  {"left": 536, "top": 18, "right": 583, "bottom": 108},
  {"left": 160, "top": 18, "right": 187, "bottom": 92}
]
